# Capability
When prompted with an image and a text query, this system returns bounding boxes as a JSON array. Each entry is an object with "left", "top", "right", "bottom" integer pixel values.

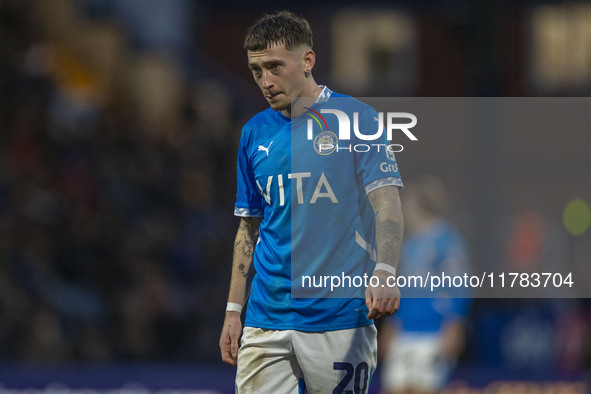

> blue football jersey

[
  {"left": 391, "top": 220, "right": 471, "bottom": 333},
  {"left": 234, "top": 87, "right": 403, "bottom": 331}
]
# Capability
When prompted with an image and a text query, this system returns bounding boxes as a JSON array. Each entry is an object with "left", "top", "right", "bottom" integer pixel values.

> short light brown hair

[{"left": 244, "top": 10, "right": 313, "bottom": 52}]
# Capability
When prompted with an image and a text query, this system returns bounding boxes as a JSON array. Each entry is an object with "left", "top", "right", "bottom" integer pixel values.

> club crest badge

[{"left": 313, "top": 131, "right": 338, "bottom": 155}]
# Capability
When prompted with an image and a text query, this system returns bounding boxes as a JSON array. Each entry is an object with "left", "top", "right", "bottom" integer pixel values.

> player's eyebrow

[{"left": 248, "top": 59, "right": 285, "bottom": 69}]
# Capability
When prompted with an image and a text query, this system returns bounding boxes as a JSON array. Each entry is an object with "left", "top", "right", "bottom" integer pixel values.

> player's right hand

[
  {"left": 219, "top": 311, "right": 242, "bottom": 366},
  {"left": 365, "top": 270, "right": 401, "bottom": 320}
]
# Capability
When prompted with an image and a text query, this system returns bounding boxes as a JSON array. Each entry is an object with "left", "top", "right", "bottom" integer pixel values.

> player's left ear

[{"left": 303, "top": 49, "right": 315, "bottom": 75}]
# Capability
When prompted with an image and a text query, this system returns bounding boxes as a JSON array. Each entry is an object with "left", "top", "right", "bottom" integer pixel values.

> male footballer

[{"left": 219, "top": 11, "right": 404, "bottom": 393}]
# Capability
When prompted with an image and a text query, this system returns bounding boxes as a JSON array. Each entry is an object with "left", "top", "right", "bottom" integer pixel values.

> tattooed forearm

[
  {"left": 375, "top": 218, "right": 403, "bottom": 266},
  {"left": 238, "top": 216, "right": 260, "bottom": 238},
  {"left": 225, "top": 217, "right": 261, "bottom": 305},
  {"left": 233, "top": 239, "right": 242, "bottom": 256},
  {"left": 234, "top": 217, "right": 259, "bottom": 258},
  {"left": 368, "top": 186, "right": 404, "bottom": 268},
  {"left": 241, "top": 236, "right": 255, "bottom": 258},
  {"left": 233, "top": 231, "right": 255, "bottom": 259},
  {"left": 233, "top": 238, "right": 254, "bottom": 259},
  {"left": 230, "top": 216, "right": 261, "bottom": 282},
  {"left": 238, "top": 263, "right": 248, "bottom": 278}
]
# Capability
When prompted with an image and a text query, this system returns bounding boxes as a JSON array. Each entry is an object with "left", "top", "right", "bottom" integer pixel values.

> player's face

[{"left": 247, "top": 43, "right": 312, "bottom": 115}]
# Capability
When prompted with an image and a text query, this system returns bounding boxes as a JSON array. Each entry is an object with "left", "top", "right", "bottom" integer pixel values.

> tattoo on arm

[
  {"left": 241, "top": 238, "right": 254, "bottom": 258},
  {"left": 238, "top": 263, "right": 248, "bottom": 278},
  {"left": 234, "top": 231, "right": 255, "bottom": 259},
  {"left": 231, "top": 217, "right": 261, "bottom": 278},
  {"left": 226, "top": 217, "right": 261, "bottom": 307},
  {"left": 375, "top": 218, "right": 403, "bottom": 264},
  {"left": 369, "top": 186, "right": 404, "bottom": 267}
]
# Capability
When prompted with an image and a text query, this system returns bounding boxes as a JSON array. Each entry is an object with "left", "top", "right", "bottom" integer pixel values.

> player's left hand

[
  {"left": 219, "top": 311, "right": 242, "bottom": 366},
  {"left": 365, "top": 270, "right": 401, "bottom": 320}
]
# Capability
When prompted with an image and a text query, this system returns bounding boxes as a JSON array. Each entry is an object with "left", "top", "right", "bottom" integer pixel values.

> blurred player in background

[
  {"left": 379, "top": 175, "right": 472, "bottom": 394},
  {"left": 218, "top": 10, "right": 404, "bottom": 393}
]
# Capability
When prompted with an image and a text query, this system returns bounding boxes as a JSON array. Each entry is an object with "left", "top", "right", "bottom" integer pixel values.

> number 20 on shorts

[{"left": 333, "top": 362, "right": 369, "bottom": 394}]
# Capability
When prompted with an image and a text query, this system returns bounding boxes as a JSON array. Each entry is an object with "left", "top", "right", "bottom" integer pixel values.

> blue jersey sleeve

[
  {"left": 234, "top": 125, "right": 264, "bottom": 217},
  {"left": 354, "top": 106, "right": 403, "bottom": 194}
]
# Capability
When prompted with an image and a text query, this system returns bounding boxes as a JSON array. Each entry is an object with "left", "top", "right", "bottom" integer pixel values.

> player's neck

[
  {"left": 282, "top": 80, "right": 322, "bottom": 118},
  {"left": 307, "top": 82, "right": 322, "bottom": 99}
]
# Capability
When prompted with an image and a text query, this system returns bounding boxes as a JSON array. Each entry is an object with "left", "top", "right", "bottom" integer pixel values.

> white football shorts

[
  {"left": 236, "top": 325, "right": 377, "bottom": 394},
  {"left": 380, "top": 332, "right": 454, "bottom": 392}
]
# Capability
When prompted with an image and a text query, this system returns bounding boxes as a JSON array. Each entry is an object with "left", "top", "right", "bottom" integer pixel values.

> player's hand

[
  {"left": 219, "top": 311, "right": 242, "bottom": 366},
  {"left": 365, "top": 270, "right": 401, "bottom": 320}
]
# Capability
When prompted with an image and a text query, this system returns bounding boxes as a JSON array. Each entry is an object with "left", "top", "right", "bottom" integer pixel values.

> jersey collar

[{"left": 315, "top": 85, "right": 333, "bottom": 104}]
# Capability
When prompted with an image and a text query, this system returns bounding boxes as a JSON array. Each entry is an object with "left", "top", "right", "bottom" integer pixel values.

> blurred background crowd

[
  {"left": 0, "top": 0, "right": 590, "bottom": 391},
  {"left": 0, "top": 0, "right": 244, "bottom": 362}
]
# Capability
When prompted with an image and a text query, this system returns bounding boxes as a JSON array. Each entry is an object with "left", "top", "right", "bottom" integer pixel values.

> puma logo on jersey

[{"left": 257, "top": 141, "right": 273, "bottom": 157}]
